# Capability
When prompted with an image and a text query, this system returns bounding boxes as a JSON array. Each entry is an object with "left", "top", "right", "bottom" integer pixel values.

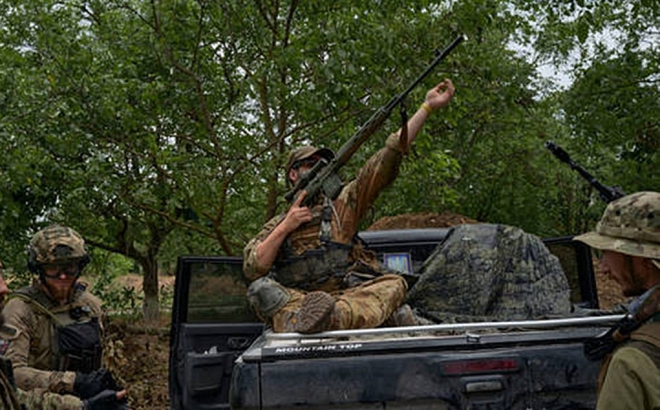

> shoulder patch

[
  {"left": 0, "top": 325, "right": 19, "bottom": 355},
  {"left": 0, "top": 324, "right": 19, "bottom": 340}
]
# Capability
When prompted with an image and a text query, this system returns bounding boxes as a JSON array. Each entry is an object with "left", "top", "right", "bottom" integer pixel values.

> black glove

[
  {"left": 74, "top": 368, "right": 121, "bottom": 399},
  {"left": 82, "top": 389, "right": 128, "bottom": 410}
]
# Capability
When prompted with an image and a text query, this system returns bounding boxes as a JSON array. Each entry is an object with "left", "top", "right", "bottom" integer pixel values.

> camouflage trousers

[
  {"left": 15, "top": 388, "right": 82, "bottom": 410},
  {"left": 271, "top": 274, "right": 407, "bottom": 333},
  {"left": 0, "top": 360, "right": 81, "bottom": 410}
]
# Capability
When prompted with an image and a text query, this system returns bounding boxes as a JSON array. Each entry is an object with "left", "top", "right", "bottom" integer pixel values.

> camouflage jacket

[
  {"left": 244, "top": 132, "right": 407, "bottom": 284},
  {"left": 1, "top": 281, "right": 103, "bottom": 394}
]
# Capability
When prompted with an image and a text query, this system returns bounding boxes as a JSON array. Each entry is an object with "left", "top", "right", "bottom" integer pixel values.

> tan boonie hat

[
  {"left": 285, "top": 146, "right": 335, "bottom": 175},
  {"left": 574, "top": 191, "right": 660, "bottom": 269}
]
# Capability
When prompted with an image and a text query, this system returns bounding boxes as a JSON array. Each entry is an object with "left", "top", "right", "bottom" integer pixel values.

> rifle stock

[
  {"left": 545, "top": 141, "right": 625, "bottom": 203},
  {"left": 285, "top": 34, "right": 466, "bottom": 206}
]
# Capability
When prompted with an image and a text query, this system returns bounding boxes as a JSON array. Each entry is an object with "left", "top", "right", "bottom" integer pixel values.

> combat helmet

[
  {"left": 27, "top": 225, "right": 90, "bottom": 275},
  {"left": 574, "top": 191, "right": 660, "bottom": 267}
]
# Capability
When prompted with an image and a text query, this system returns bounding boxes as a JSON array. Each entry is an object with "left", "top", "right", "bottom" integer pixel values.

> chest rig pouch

[
  {"left": 274, "top": 241, "right": 353, "bottom": 291},
  {"left": 11, "top": 286, "right": 102, "bottom": 373},
  {"left": 56, "top": 314, "right": 102, "bottom": 373}
]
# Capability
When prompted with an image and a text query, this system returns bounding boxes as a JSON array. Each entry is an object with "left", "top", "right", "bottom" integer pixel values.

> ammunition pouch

[
  {"left": 274, "top": 243, "right": 352, "bottom": 291},
  {"left": 58, "top": 317, "right": 102, "bottom": 373}
]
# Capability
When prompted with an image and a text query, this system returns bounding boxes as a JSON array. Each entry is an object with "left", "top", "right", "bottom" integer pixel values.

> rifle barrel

[
  {"left": 333, "top": 34, "right": 466, "bottom": 167},
  {"left": 399, "top": 34, "right": 465, "bottom": 99},
  {"left": 544, "top": 140, "right": 625, "bottom": 203}
]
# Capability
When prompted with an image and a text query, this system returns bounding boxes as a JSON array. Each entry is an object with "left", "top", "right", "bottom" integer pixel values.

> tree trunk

[{"left": 141, "top": 256, "right": 160, "bottom": 324}]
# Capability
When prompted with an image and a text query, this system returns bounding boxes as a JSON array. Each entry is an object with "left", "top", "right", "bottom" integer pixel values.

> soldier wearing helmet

[
  {"left": 575, "top": 191, "right": 660, "bottom": 410},
  {"left": 244, "top": 79, "right": 455, "bottom": 333},
  {"left": 0, "top": 258, "right": 125, "bottom": 409},
  {"left": 1, "top": 226, "right": 127, "bottom": 408}
]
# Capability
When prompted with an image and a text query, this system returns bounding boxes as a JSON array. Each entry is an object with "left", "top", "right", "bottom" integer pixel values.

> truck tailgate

[{"left": 231, "top": 326, "right": 612, "bottom": 409}]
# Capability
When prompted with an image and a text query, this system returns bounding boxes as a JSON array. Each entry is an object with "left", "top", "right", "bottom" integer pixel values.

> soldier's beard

[
  {"left": 43, "top": 277, "right": 76, "bottom": 304},
  {"left": 48, "top": 284, "right": 74, "bottom": 303}
]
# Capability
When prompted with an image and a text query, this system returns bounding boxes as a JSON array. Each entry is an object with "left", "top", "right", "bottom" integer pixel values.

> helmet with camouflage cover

[
  {"left": 574, "top": 191, "right": 660, "bottom": 268},
  {"left": 27, "top": 225, "right": 90, "bottom": 274}
]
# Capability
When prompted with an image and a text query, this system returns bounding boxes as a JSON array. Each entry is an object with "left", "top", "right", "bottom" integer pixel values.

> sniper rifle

[{"left": 285, "top": 34, "right": 466, "bottom": 206}]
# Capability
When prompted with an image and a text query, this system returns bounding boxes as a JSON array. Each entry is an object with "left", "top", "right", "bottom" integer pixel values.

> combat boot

[{"left": 293, "top": 291, "right": 336, "bottom": 334}]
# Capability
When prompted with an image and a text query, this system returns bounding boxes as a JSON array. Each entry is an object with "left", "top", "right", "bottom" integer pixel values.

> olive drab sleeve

[
  {"left": 2, "top": 355, "right": 83, "bottom": 410},
  {"left": 596, "top": 346, "right": 660, "bottom": 410},
  {"left": 331, "top": 132, "right": 405, "bottom": 243}
]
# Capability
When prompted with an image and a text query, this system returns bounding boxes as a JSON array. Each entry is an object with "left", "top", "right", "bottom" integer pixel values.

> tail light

[{"left": 442, "top": 358, "right": 520, "bottom": 375}]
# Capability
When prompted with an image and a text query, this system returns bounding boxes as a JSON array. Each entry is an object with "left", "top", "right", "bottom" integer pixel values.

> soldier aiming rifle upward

[{"left": 244, "top": 35, "right": 464, "bottom": 334}]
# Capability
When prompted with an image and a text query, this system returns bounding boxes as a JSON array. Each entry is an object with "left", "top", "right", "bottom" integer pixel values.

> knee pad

[{"left": 247, "top": 277, "right": 291, "bottom": 319}]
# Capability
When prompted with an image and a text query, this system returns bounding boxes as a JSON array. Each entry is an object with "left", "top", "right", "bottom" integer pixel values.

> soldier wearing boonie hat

[
  {"left": 244, "top": 79, "right": 456, "bottom": 334},
  {"left": 575, "top": 191, "right": 660, "bottom": 271},
  {"left": 574, "top": 191, "right": 660, "bottom": 410}
]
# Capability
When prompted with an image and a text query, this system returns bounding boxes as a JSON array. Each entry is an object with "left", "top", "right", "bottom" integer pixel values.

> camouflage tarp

[{"left": 406, "top": 224, "right": 572, "bottom": 323}]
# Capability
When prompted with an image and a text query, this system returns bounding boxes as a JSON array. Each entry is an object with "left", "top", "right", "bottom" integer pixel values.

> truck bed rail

[{"left": 266, "top": 314, "right": 626, "bottom": 341}]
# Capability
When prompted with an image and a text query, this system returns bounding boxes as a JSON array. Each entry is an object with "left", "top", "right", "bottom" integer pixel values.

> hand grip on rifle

[{"left": 544, "top": 140, "right": 625, "bottom": 203}]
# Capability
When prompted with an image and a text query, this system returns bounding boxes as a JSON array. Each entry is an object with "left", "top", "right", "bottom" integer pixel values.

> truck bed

[{"left": 169, "top": 228, "right": 616, "bottom": 410}]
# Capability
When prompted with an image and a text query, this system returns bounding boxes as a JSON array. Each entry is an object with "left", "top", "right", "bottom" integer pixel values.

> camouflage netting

[{"left": 406, "top": 224, "right": 572, "bottom": 323}]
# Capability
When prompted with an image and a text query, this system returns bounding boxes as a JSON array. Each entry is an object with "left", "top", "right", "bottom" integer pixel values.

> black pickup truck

[{"left": 168, "top": 227, "right": 624, "bottom": 410}]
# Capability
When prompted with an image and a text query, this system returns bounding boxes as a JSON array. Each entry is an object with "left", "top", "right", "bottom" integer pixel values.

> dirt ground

[
  {"left": 105, "top": 277, "right": 172, "bottom": 410},
  {"left": 111, "top": 211, "right": 626, "bottom": 409},
  {"left": 367, "top": 211, "right": 479, "bottom": 230}
]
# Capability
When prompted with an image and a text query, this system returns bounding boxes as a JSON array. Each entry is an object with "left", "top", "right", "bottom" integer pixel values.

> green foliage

[
  {"left": 91, "top": 272, "right": 174, "bottom": 319},
  {"left": 86, "top": 249, "right": 135, "bottom": 280},
  {"left": 0, "top": 0, "right": 657, "bottom": 319},
  {"left": 91, "top": 271, "right": 143, "bottom": 320}
]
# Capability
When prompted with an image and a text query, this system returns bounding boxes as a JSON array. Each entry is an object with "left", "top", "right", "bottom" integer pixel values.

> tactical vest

[
  {"left": 10, "top": 285, "right": 102, "bottom": 373},
  {"left": 273, "top": 196, "right": 393, "bottom": 291},
  {"left": 274, "top": 241, "right": 353, "bottom": 291}
]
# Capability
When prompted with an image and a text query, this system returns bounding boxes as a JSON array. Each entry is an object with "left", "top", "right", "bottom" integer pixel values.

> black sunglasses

[
  {"left": 292, "top": 156, "right": 324, "bottom": 170},
  {"left": 42, "top": 263, "right": 80, "bottom": 279}
]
